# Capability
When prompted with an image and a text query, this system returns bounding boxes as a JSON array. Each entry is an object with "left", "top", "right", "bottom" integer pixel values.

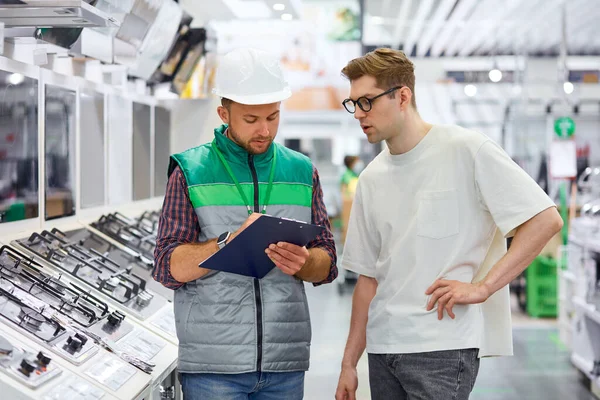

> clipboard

[{"left": 200, "top": 215, "right": 326, "bottom": 279}]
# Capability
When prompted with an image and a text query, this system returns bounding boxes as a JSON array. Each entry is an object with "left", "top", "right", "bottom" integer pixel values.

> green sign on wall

[{"left": 554, "top": 117, "right": 576, "bottom": 138}]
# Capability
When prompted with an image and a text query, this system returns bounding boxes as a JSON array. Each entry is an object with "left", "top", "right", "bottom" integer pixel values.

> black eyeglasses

[{"left": 342, "top": 86, "right": 404, "bottom": 114}]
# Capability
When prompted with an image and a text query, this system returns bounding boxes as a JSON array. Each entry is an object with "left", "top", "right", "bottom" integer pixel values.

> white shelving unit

[
  {"left": 559, "top": 268, "right": 577, "bottom": 349},
  {"left": 572, "top": 353, "right": 600, "bottom": 398},
  {"left": 563, "top": 223, "right": 600, "bottom": 398}
]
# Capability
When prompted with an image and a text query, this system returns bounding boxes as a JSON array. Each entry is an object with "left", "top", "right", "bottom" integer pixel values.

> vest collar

[{"left": 213, "top": 124, "right": 275, "bottom": 165}]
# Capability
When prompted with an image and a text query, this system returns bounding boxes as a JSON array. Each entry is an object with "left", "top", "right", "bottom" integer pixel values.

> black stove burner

[
  {"left": 0, "top": 268, "right": 16, "bottom": 279},
  {"left": 0, "top": 279, "right": 14, "bottom": 293},
  {"left": 91, "top": 212, "right": 157, "bottom": 260},
  {"left": 99, "top": 276, "right": 120, "bottom": 291},
  {"left": 138, "top": 211, "right": 160, "bottom": 235},
  {"left": 0, "top": 253, "right": 22, "bottom": 279},
  {"left": 0, "top": 285, "right": 66, "bottom": 342},
  {"left": 60, "top": 297, "right": 76, "bottom": 313},
  {"left": 45, "top": 277, "right": 67, "bottom": 294},
  {"left": 19, "top": 307, "right": 45, "bottom": 329}
]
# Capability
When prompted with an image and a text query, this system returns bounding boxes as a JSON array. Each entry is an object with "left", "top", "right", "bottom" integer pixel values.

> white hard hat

[{"left": 212, "top": 48, "right": 292, "bottom": 105}]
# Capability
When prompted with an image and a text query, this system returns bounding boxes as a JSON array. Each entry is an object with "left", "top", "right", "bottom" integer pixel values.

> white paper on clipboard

[{"left": 550, "top": 140, "right": 577, "bottom": 179}]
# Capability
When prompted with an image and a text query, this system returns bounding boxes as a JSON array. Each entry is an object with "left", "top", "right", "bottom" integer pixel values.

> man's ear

[
  {"left": 398, "top": 87, "right": 412, "bottom": 111},
  {"left": 217, "top": 106, "right": 230, "bottom": 124}
]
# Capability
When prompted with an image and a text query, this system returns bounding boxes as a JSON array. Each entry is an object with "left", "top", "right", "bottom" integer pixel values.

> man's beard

[{"left": 228, "top": 126, "right": 272, "bottom": 155}]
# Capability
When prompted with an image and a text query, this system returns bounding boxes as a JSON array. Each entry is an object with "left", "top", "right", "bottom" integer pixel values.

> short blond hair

[{"left": 341, "top": 48, "right": 416, "bottom": 108}]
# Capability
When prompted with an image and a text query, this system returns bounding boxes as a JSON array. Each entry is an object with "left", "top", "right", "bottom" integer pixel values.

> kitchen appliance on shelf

[
  {"left": 0, "top": 245, "right": 153, "bottom": 399},
  {"left": 0, "top": 323, "right": 121, "bottom": 400},
  {"left": 12, "top": 225, "right": 177, "bottom": 345}
]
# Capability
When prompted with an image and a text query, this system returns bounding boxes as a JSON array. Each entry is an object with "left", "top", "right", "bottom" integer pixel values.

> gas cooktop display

[
  {"left": 0, "top": 283, "right": 66, "bottom": 344},
  {"left": 61, "top": 227, "right": 153, "bottom": 272},
  {"left": 0, "top": 276, "right": 99, "bottom": 365},
  {"left": 59, "top": 226, "right": 173, "bottom": 301},
  {"left": 0, "top": 245, "right": 144, "bottom": 361},
  {"left": 0, "top": 245, "right": 167, "bottom": 379},
  {"left": 91, "top": 212, "right": 157, "bottom": 261},
  {"left": 0, "top": 333, "right": 63, "bottom": 389},
  {"left": 14, "top": 230, "right": 167, "bottom": 320},
  {"left": 0, "top": 246, "right": 110, "bottom": 328}
]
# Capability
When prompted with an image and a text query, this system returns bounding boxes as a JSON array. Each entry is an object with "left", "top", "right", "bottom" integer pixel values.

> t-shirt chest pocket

[{"left": 417, "top": 189, "right": 459, "bottom": 239}]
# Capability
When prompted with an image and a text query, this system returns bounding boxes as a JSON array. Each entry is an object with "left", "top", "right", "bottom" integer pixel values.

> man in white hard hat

[{"left": 153, "top": 48, "right": 337, "bottom": 399}]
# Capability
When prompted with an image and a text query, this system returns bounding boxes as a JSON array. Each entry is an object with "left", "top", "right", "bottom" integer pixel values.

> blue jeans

[{"left": 179, "top": 371, "right": 305, "bottom": 400}]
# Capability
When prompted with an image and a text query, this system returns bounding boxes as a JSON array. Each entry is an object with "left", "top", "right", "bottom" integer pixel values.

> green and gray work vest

[{"left": 169, "top": 124, "right": 314, "bottom": 373}]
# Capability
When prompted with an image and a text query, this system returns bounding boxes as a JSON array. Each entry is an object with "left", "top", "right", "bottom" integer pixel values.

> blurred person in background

[
  {"left": 340, "top": 155, "right": 362, "bottom": 197},
  {"left": 340, "top": 155, "right": 362, "bottom": 243}
]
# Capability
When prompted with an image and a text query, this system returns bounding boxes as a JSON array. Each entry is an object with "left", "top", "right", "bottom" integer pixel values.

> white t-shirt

[{"left": 341, "top": 124, "right": 555, "bottom": 357}]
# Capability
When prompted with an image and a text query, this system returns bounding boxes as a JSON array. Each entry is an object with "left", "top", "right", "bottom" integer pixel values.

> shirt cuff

[
  {"left": 153, "top": 245, "right": 185, "bottom": 290},
  {"left": 498, "top": 204, "right": 556, "bottom": 238},
  {"left": 341, "top": 260, "right": 376, "bottom": 278}
]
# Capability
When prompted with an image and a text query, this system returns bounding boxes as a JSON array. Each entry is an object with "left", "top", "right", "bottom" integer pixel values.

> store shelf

[
  {"left": 559, "top": 320, "right": 573, "bottom": 330},
  {"left": 573, "top": 297, "right": 600, "bottom": 325},
  {"left": 561, "top": 270, "right": 578, "bottom": 283},
  {"left": 572, "top": 352, "right": 600, "bottom": 398},
  {"left": 569, "top": 234, "right": 586, "bottom": 248},
  {"left": 569, "top": 234, "right": 600, "bottom": 254},
  {"left": 572, "top": 353, "right": 594, "bottom": 380}
]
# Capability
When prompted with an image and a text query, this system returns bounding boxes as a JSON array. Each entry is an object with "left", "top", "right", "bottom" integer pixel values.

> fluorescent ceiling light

[
  {"left": 7, "top": 73, "right": 24, "bottom": 85},
  {"left": 222, "top": 0, "right": 273, "bottom": 19},
  {"left": 273, "top": 3, "right": 285, "bottom": 11},
  {"left": 281, "top": 13, "right": 293, "bottom": 21},
  {"left": 563, "top": 81, "right": 574, "bottom": 94},
  {"left": 370, "top": 16, "right": 385, "bottom": 25},
  {"left": 488, "top": 69, "right": 502, "bottom": 83},
  {"left": 464, "top": 84, "right": 477, "bottom": 97}
]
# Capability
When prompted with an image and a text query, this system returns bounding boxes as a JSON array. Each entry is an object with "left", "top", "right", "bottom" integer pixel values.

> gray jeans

[{"left": 368, "top": 349, "right": 480, "bottom": 400}]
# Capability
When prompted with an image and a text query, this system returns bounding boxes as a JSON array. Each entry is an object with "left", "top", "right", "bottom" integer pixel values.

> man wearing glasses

[{"left": 334, "top": 48, "right": 563, "bottom": 400}]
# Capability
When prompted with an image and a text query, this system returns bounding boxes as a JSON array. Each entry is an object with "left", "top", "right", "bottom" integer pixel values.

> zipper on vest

[
  {"left": 248, "top": 154, "right": 260, "bottom": 212},
  {"left": 249, "top": 154, "right": 263, "bottom": 372}
]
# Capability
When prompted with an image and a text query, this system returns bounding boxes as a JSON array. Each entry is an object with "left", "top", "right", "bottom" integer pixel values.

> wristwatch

[{"left": 217, "top": 231, "right": 231, "bottom": 250}]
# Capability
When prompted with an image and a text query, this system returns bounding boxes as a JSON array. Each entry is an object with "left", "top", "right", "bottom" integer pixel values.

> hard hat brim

[{"left": 213, "top": 87, "right": 292, "bottom": 105}]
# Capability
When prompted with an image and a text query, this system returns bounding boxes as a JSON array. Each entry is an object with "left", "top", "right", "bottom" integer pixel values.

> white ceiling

[
  {"left": 179, "top": 0, "right": 600, "bottom": 56},
  {"left": 363, "top": 0, "right": 600, "bottom": 57},
  {"left": 180, "top": 0, "right": 302, "bottom": 26}
]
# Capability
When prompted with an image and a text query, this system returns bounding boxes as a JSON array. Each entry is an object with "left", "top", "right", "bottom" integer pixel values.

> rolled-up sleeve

[
  {"left": 307, "top": 166, "right": 338, "bottom": 286},
  {"left": 152, "top": 166, "right": 200, "bottom": 290}
]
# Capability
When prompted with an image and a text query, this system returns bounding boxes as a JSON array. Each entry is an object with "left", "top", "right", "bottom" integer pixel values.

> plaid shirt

[{"left": 153, "top": 165, "right": 338, "bottom": 290}]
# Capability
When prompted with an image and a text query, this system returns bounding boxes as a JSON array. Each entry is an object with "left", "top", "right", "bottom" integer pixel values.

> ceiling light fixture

[
  {"left": 464, "top": 84, "right": 477, "bottom": 97},
  {"left": 281, "top": 13, "right": 293, "bottom": 21},
  {"left": 489, "top": 68, "right": 502, "bottom": 83},
  {"left": 273, "top": 3, "right": 285, "bottom": 11},
  {"left": 7, "top": 73, "right": 24, "bottom": 86},
  {"left": 563, "top": 81, "right": 574, "bottom": 94},
  {"left": 222, "top": 0, "right": 273, "bottom": 19}
]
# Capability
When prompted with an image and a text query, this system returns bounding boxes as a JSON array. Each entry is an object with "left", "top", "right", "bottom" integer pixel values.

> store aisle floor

[{"left": 304, "top": 281, "right": 596, "bottom": 400}]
